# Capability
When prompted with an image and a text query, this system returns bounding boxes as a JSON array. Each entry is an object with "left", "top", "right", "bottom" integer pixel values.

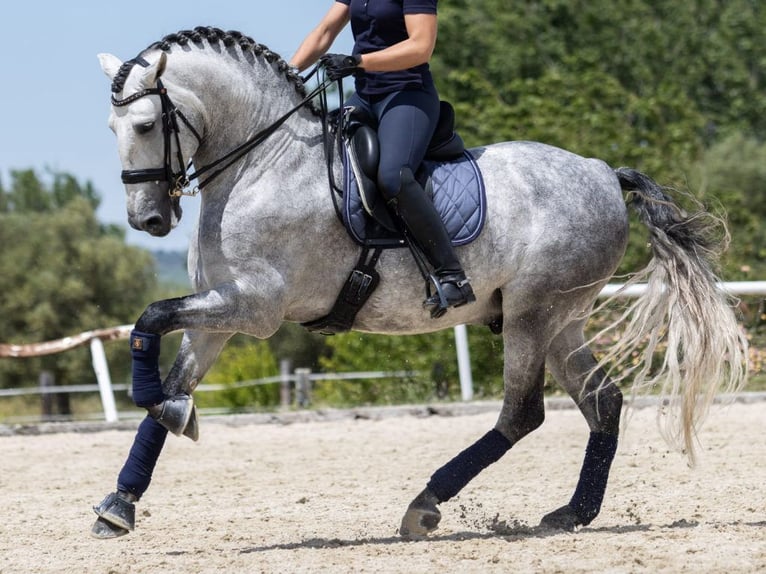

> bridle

[
  {"left": 112, "top": 56, "right": 335, "bottom": 198},
  {"left": 111, "top": 58, "right": 202, "bottom": 196}
]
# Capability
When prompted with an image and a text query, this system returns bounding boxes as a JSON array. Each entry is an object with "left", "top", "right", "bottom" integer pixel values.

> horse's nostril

[{"left": 143, "top": 215, "right": 165, "bottom": 234}]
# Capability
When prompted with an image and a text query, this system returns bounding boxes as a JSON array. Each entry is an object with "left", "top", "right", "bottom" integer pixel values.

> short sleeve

[
  {"left": 403, "top": 0, "right": 437, "bottom": 14},
  {"left": 335, "top": 0, "right": 351, "bottom": 5}
]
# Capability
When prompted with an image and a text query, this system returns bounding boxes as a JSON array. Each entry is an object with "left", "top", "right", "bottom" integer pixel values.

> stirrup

[
  {"left": 424, "top": 273, "right": 476, "bottom": 319},
  {"left": 147, "top": 395, "right": 196, "bottom": 439}
]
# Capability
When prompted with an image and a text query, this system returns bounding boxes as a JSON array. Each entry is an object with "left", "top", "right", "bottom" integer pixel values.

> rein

[{"left": 112, "top": 57, "right": 335, "bottom": 197}]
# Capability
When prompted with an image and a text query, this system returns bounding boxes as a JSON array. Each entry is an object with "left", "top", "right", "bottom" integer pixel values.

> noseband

[{"left": 111, "top": 56, "right": 333, "bottom": 197}]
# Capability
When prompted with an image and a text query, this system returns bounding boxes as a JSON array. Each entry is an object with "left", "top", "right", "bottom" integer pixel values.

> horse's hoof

[
  {"left": 92, "top": 491, "right": 136, "bottom": 532},
  {"left": 540, "top": 504, "right": 581, "bottom": 531},
  {"left": 182, "top": 405, "right": 199, "bottom": 441},
  {"left": 399, "top": 488, "right": 442, "bottom": 539},
  {"left": 148, "top": 395, "right": 194, "bottom": 437},
  {"left": 90, "top": 516, "right": 130, "bottom": 539}
]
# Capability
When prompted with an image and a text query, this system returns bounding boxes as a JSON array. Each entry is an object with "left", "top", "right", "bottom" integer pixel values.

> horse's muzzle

[{"left": 129, "top": 213, "right": 171, "bottom": 236}]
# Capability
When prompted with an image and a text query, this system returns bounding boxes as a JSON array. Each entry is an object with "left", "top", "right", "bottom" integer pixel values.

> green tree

[
  {"left": 0, "top": 175, "right": 6, "bottom": 212},
  {"left": 267, "top": 322, "right": 329, "bottom": 370},
  {"left": 316, "top": 327, "right": 506, "bottom": 406},
  {"left": 0, "top": 170, "right": 156, "bottom": 414},
  {"left": 687, "top": 133, "right": 766, "bottom": 279},
  {"left": 435, "top": 0, "right": 765, "bottom": 150},
  {"left": 198, "top": 335, "right": 279, "bottom": 409}
]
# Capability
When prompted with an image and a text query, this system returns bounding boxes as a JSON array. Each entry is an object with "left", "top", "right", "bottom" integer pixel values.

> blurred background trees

[{"left": 0, "top": 169, "right": 156, "bottom": 414}]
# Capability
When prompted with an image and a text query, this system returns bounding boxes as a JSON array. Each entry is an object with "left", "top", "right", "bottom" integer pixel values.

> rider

[{"left": 290, "top": 0, "right": 475, "bottom": 317}]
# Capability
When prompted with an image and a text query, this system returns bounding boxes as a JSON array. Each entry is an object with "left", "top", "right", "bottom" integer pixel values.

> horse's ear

[
  {"left": 139, "top": 52, "right": 167, "bottom": 88},
  {"left": 98, "top": 53, "right": 123, "bottom": 81}
]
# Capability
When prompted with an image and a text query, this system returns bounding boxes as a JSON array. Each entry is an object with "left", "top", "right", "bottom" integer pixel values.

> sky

[{"left": 0, "top": 1, "right": 353, "bottom": 251}]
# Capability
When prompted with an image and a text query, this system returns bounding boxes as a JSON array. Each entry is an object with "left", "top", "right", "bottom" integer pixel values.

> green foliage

[
  {"left": 315, "top": 326, "right": 506, "bottom": 406},
  {"left": 686, "top": 134, "right": 766, "bottom": 279},
  {"left": 0, "top": 170, "right": 156, "bottom": 398},
  {"left": 267, "top": 322, "right": 329, "bottom": 370},
  {"left": 434, "top": 0, "right": 766, "bottom": 155},
  {"left": 197, "top": 335, "right": 279, "bottom": 409},
  {"left": 0, "top": 168, "right": 100, "bottom": 214}
]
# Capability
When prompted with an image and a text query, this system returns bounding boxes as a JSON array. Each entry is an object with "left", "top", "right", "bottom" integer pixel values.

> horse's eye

[{"left": 135, "top": 121, "right": 155, "bottom": 134}]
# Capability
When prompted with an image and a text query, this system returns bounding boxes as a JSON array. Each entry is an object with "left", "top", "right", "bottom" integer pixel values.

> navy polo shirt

[{"left": 335, "top": 0, "right": 438, "bottom": 95}]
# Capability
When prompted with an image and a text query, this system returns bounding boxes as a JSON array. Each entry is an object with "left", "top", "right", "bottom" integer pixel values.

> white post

[
  {"left": 454, "top": 324, "right": 473, "bottom": 401},
  {"left": 90, "top": 337, "right": 119, "bottom": 423},
  {"left": 295, "top": 368, "right": 311, "bottom": 408}
]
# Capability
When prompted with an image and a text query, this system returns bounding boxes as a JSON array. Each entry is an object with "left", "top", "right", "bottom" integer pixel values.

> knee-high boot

[{"left": 389, "top": 167, "right": 476, "bottom": 318}]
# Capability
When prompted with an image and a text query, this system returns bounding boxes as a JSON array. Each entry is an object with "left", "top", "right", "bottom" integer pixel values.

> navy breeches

[{"left": 346, "top": 84, "right": 440, "bottom": 199}]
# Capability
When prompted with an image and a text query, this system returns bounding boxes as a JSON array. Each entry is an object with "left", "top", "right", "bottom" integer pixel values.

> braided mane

[{"left": 110, "top": 26, "right": 318, "bottom": 114}]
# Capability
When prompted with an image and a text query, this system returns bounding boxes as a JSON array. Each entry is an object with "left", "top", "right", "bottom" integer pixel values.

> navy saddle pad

[{"left": 342, "top": 150, "right": 487, "bottom": 248}]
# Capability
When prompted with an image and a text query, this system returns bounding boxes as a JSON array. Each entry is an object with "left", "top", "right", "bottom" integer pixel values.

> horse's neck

[
  {"left": 164, "top": 49, "right": 337, "bottom": 227},
  {"left": 167, "top": 50, "right": 322, "bottom": 180}
]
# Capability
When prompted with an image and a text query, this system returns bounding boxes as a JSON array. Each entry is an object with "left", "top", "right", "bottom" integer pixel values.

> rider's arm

[
  {"left": 289, "top": 2, "right": 350, "bottom": 71},
  {"left": 357, "top": 14, "right": 438, "bottom": 72}
]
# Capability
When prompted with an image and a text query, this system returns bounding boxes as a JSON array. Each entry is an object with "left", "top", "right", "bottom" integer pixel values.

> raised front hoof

[
  {"left": 399, "top": 488, "right": 442, "bottom": 540},
  {"left": 540, "top": 505, "right": 583, "bottom": 532},
  {"left": 148, "top": 394, "right": 195, "bottom": 438},
  {"left": 182, "top": 405, "right": 200, "bottom": 441},
  {"left": 90, "top": 516, "right": 130, "bottom": 539}
]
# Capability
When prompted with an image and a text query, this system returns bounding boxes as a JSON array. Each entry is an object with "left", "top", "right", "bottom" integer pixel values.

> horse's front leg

[
  {"left": 129, "top": 282, "right": 283, "bottom": 434},
  {"left": 90, "top": 329, "right": 231, "bottom": 539},
  {"left": 91, "top": 284, "right": 283, "bottom": 539},
  {"left": 126, "top": 290, "right": 241, "bottom": 438}
]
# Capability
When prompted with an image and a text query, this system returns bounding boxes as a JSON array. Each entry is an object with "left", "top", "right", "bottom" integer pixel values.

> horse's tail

[{"left": 590, "top": 167, "right": 748, "bottom": 464}]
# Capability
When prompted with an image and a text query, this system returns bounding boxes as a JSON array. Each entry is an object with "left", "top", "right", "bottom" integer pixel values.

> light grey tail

[{"left": 591, "top": 167, "right": 748, "bottom": 463}]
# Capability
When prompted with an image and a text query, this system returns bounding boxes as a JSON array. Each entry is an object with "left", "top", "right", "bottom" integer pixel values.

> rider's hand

[{"left": 320, "top": 53, "right": 362, "bottom": 81}]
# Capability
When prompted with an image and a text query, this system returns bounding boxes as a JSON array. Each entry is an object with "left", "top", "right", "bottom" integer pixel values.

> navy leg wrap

[
  {"left": 117, "top": 416, "right": 168, "bottom": 499},
  {"left": 130, "top": 330, "right": 165, "bottom": 407},
  {"left": 569, "top": 432, "right": 618, "bottom": 525},
  {"left": 427, "top": 429, "right": 512, "bottom": 502}
]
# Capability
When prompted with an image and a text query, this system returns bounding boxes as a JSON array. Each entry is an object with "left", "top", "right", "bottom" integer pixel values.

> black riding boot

[{"left": 389, "top": 167, "right": 476, "bottom": 318}]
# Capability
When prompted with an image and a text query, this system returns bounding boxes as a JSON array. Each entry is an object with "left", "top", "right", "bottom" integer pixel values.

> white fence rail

[
  {"left": 599, "top": 280, "right": 766, "bottom": 297},
  {"left": 1, "top": 281, "right": 764, "bottom": 423}
]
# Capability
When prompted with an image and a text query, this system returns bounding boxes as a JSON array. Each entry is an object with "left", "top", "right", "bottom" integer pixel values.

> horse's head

[
  {"left": 99, "top": 28, "right": 327, "bottom": 237},
  {"left": 98, "top": 51, "right": 201, "bottom": 236}
]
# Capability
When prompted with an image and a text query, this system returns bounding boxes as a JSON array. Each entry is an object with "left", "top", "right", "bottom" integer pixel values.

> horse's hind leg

[
  {"left": 541, "top": 320, "right": 622, "bottom": 530},
  {"left": 400, "top": 312, "right": 548, "bottom": 538}
]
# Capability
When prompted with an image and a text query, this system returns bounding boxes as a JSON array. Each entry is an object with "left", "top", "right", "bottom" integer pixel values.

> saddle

[
  {"left": 302, "top": 101, "right": 487, "bottom": 335},
  {"left": 341, "top": 102, "right": 485, "bottom": 247}
]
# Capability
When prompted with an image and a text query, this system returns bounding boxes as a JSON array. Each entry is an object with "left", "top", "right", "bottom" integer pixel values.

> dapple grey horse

[{"left": 92, "top": 27, "right": 747, "bottom": 539}]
